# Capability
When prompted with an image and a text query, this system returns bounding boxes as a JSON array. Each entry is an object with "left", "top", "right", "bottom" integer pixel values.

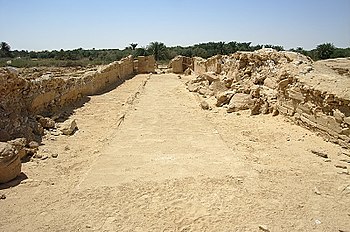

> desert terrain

[{"left": 0, "top": 52, "right": 350, "bottom": 232}]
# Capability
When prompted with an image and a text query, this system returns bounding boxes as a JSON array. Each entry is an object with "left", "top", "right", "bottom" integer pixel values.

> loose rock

[
  {"left": 216, "top": 91, "right": 235, "bottom": 107},
  {"left": 28, "top": 141, "right": 39, "bottom": 149},
  {"left": 200, "top": 100, "right": 210, "bottom": 110},
  {"left": 60, "top": 119, "right": 78, "bottom": 135}
]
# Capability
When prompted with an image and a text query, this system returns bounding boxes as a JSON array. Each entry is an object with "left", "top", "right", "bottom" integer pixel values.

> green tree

[
  {"left": 217, "top": 41, "right": 226, "bottom": 55},
  {"left": 147, "top": 42, "right": 168, "bottom": 61},
  {"left": 0, "top": 41, "right": 11, "bottom": 57},
  {"left": 133, "top": 47, "right": 148, "bottom": 57},
  {"left": 316, "top": 43, "right": 335, "bottom": 60}
]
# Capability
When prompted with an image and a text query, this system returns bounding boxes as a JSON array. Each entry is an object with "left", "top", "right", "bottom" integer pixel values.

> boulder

[
  {"left": 216, "top": 91, "right": 235, "bottom": 107},
  {"left": 0, "top": 142, "right": 22, "bottom": 184},
  {"left": 60, "top": 119, "right": 78, "bottom": 135},
  {"left": 227, "top": 93, "right": 253, "bottom": 113}
]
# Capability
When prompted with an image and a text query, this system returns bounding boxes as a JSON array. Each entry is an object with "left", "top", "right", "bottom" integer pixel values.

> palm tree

[
  {"left": 129, "top": 43, "right": 138, "bottom": 50},
  {"left": 147, "top": 42, "right": 168, "bottom": 61},
  {"left": 0, "top": 41, "right": 11, "bottom": 57}
]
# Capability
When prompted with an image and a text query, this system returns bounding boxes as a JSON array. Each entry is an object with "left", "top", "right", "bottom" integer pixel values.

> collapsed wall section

[{"left": 182, "top": 49, "right": 350, "bottom": 148}]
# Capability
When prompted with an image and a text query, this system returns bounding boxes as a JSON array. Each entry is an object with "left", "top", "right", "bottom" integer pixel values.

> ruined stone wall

[
  {"left": 277, "top": 71, "right": 350, "bottom": 148},
  {"left": 169, "top": 56, "right": 194, "bottom": 73},
  {"left": 0, "top": 55, "right": 138, "bottom": 142},
  {"left": 186, "top": 49, "right": 350, "bottom": 148},
  {"left": 136, "top": 56, "right": 155, "bottom": 74},
  {"left": 193, "top": 57, "right": 207, "bottom": 75}
]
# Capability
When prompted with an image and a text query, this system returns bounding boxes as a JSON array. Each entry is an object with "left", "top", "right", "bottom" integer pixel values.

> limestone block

[
  {"left": 0, "top": 142, "right": 21, "bottom": 184},
  {"left": 171, "top": 56, "right": 184, "bottom": 74},
  {"left": 227, "top": 93, "right": 253, "bottom": 113}
]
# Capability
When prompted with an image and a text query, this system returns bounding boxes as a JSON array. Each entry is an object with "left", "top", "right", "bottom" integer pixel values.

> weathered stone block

[{"left": 0, "top": 142, "right": 21, "bottom": 184}]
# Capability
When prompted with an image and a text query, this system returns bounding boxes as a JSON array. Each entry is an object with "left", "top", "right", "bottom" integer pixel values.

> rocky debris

[
  {"left": 0, "top": 194, "right": 6, "bottom": 200},
  {"left": 0, "top": 142, "right": 22, "bottom": 184},
  {"left": 33, "top": 153, "right": 48, "bottom": 160},
  {"left": 227, "top": 93, "right": 253, "bottom": 113},
  {"left": 311, "top": 150, "right": 328, "bottom": 158},
  {"left": 37, "top": 115, "right": 55, "bottom": 129},
  {"left": 60, "top": 119, "right": 78, "bottom": 135},
  {"left": 216, "top": 91, "right": 235, "bottom": 107},
  {"left": 182, "top": 49, "right": 350, "bottom": 148},
  {"left": 200, "top": 100, "right": 210, "bottom": 110},
  {"left": 8, "top": 138, "right": 27, "bottom": 159},
  {"left": 28, "top": 141, "right": 39, "bottom": 149}
]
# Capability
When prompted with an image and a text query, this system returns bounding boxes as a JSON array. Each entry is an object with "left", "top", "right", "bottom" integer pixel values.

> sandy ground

[{"left": 0, "top": 73, "right": 349, "bottom": 232}]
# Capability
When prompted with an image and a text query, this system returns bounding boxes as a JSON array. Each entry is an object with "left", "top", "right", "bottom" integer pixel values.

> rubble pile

[{"left": 178, "top": 49, "right": 350, "bottom": 148}]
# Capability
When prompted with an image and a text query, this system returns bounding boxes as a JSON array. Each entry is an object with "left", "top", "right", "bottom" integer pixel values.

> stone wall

[
  {"left": 169, "top": 56, "right": 194, "bottom": 73},
  {"left": 184, "top": 49, "right": 350, "bottom": 148},
  {"left": 0, "top": 55, "right": 155, "bottom": 143},
  {"left": 193, "top": 57, "right": 207, "bottom": 75},
  {"left": 136, "top": 56, "right": 155, "bottom": 74}
]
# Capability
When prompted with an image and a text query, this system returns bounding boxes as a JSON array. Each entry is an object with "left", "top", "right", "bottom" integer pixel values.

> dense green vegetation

[{"left": 1, "top": 41, "right": 349, "bottom": 68}]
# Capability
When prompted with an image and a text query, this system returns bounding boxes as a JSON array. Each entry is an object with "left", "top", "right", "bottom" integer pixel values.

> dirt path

[{"left": 1, "top": 74, "right": 349, "bottom": 231}]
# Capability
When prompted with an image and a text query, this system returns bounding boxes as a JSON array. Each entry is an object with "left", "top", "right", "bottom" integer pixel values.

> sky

[{"left": 1, "top": 0, "right": 349, "bottom": 51}]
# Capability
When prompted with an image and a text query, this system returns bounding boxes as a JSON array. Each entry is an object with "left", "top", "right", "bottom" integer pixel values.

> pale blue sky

[{"left": 1, "top": 0, "right": 349, "bottom": 51}]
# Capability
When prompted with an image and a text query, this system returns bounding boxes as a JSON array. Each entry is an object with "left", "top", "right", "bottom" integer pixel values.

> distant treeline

[{"left": 1, "top": 41, "right": 349, "bottom": 67}]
